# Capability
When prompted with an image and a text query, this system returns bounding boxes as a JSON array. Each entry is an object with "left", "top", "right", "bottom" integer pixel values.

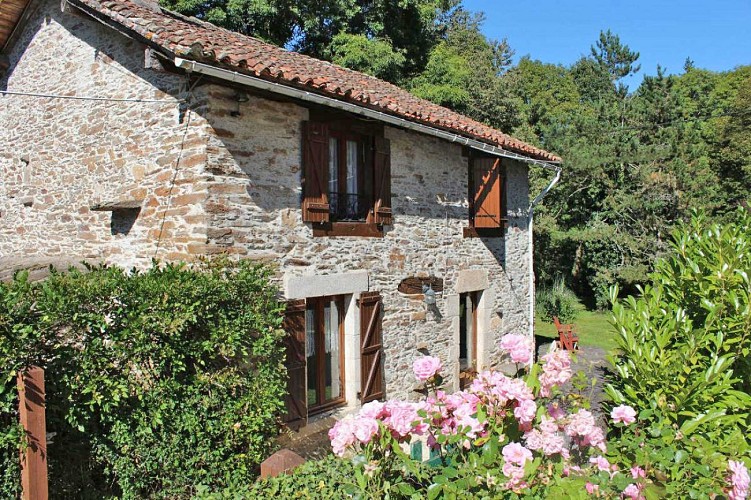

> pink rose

[
  {"left": 499, "top": 334, "right": 533, "bottom": 365},
  {"left": 352, "top": 417, "right": 379, "bottom": 444},
  {"left": 501, "top": 462, "right": 525, "bottom": 480},
  {"left": 565, "top": 409, "right": 596, "bottom": 438},
  {"left": 586, "top": 482, "right": 599, "bottom": 495},
  {"left": 502, "top": 442, "right": 533, "bottom": 466},
  {"left": 589, "top": 455, "right": 610, "bottom": 472},
  {"left": 539, "top": 350, "right": 572, "bottom": 397},
  {"left": 622, "top": 484, "right": 643, "bottom": 499},
  {"left": 524, "top": 421, "right": 566, "bottom": 457},
  {"left": 611, "top": 405, "right": 637, "bottom": 425},
  {"left": 413, "top": 356, "right": 442, "bottom": 381},
  {"left": 728, "top": 460, "right": 750, "bottom": 500},
  {"left": 631, "top": 466, "right": 646, "bottom": 479},
  {"left": 328, "top": 417, "right": 357, "bottom": 456},
  {"left": 513, "top": 400, "right": 537, "bottom": 427},
  {"left": 359, "top": 400, "right": 386, "bottom": 419},
  {"left": 383, "top": 400, "right": 421, "bottom": 438}
]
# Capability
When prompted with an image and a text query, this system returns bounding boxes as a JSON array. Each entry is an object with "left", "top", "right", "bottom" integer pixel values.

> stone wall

[
  {"left": 0, "top": 0, "right": 211, "bottom": 269},
  {"left": 0, "top": 0, "right": 533, "bottom": 405},
  {"left": 199, "top": 86, "right": 532, "bottom": 401}
]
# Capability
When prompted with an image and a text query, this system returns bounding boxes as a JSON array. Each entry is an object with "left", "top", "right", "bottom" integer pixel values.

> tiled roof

[
  {"left": 71, "top": 0, "right": 561, "bottom": 162},
  {"left": 1, "top": 0, "right": 32, "bottom": 52}
]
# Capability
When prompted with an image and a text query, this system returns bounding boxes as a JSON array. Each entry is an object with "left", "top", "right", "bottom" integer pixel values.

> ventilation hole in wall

[{"left": 111, "top": 208, "right": 140, "bottom": 236}]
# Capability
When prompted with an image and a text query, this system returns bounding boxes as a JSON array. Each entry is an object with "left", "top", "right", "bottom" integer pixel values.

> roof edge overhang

[
  {"left": 175, "top": 57, "right": 562, "bottom": 171},
  {"left": 63, "top": 0, "right": 561, "bottom": 170}
]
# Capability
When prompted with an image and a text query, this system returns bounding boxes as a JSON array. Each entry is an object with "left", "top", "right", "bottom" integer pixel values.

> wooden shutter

[
  {"left": 471, "top": 156, "right": 503, "bottom": 228},
  {"left": 301, "top": 121, "right": 330, "bottom": 223},
  {"left": 359, "top": 291, "right": 385, "bottom": 403},
  {"left": 282, "top": 299, "right": 307, "bottom": 430},
  {"left": 372, "top": 136, "right": 392, "bottom": 225}
]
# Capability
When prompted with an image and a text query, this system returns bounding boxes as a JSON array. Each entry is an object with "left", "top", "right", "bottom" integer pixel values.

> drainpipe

[{"left": 528, "top": 166, "right": 562, "bottom": 342}]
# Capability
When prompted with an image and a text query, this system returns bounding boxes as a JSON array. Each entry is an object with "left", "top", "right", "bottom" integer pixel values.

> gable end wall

[{"left": 0, "top": 0, "right": 212, "bottom": 269}]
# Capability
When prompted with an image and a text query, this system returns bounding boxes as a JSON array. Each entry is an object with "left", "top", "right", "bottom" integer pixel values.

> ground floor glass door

[{"left": 306, "top": 295, "right": 345, "bottom": 413}]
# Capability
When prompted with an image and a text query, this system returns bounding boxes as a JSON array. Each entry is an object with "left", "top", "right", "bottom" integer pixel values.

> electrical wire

[
  {"left": 0, "top": 89, "right": 182, "bottom": 103},
  {"left": 152, "top": 77, "right": 200, "bottom": 258}
]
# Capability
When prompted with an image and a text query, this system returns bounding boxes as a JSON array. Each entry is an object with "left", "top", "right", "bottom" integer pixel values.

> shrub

[
  {"left": 0, "top": 259, "right": 287, "bottom": 498},
  {"left": 196, "top": 455, "right": 358, "bottom": 499},
  {"left": 300, "top": 332, "right": 750, "bottom": 499},
  {"left": 605, "top": 208, "right": 751, "bottom": 497},
  {"left": 535, "top": 277, "right": 582, "bottom": 323}
]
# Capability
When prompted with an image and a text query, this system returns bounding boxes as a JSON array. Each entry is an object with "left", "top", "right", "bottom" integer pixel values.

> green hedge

[
  {"left": 196, "top": 455, "right": 358, "bottom": 499},
  {"left": 605, "top": 208, "right": 751, "bottom": 496},
  {"left": 0, "top": 259, "right": 287, "bottom": 498}
]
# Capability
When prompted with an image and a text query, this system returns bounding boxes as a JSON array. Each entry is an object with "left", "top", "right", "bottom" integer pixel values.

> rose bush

[{"left": 322, "top": 338, "right": 750, "bottom": 499}]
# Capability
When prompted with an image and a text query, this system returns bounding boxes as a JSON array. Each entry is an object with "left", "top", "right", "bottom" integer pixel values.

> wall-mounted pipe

[{"left": 527, "top": 166, "right": 562, "bottom": 344}]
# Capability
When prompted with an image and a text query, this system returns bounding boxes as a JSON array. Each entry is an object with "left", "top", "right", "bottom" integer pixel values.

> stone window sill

[
  {"left": 312, "top": 222, "right": 384, "bottom": 238},
  {"left": 463, "top": 226, "right": 505, "bottom": 238}
]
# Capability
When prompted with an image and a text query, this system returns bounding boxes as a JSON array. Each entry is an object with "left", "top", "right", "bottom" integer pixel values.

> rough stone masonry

[{"left": 0, "top": 0, "right": 532, "bottom": 410}]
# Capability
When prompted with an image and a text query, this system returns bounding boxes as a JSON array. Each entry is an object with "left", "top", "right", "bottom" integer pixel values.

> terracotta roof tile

[{"left": 71, "top": 0, "right": 561, "bottom": 162}]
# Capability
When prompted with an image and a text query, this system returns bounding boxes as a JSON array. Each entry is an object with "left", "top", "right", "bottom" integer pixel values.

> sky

[{"left": 462, "top": 0, "right": 751, "bottom": 90}]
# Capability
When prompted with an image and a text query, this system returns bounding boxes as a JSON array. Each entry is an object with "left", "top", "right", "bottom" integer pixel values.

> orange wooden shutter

[
  {"left": 301, "top": 122, "right": 330, "bottom": 223},
  {"left": 372, "top": 137, "right": 392, "bottom": 225},
  {"left": 282, "top": 299, "right": 307, "bottom": 430},
  {"left": 359, "top": 291, "right": 385, "bottom": 403},
  {"left": 471, "top": 157, "right": 503, "bottom": 228}
]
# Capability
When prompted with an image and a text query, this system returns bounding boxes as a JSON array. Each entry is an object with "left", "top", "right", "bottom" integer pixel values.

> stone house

[{"left": 0, "top": 0, "right": 561, "bottom": 428}]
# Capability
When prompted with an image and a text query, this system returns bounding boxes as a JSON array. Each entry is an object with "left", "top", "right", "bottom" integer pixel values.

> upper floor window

[
  {"left": 328, "top": 131, "right": 367, "bottom": 221},
  {"left": 301, "top": 121, "right": 391, "bottom": 236},
  {"left": 465, "top": 154, "right": 506, "bottom": 237}
]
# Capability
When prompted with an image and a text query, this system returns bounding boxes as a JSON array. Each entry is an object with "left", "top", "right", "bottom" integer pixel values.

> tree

[
  {"left": 160, "top": 0, "right": 460, "bottom": 83},
  {"left": 408, "top": 8, "right": 519, "bottom": 131},
  {"left": 590, "top": 29, "right": 641, "bottom": 82}
]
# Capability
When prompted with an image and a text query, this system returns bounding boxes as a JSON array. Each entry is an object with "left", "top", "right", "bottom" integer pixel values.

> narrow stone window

[{"left": 459, "top": 291, "right": 480, "bottom": 389}]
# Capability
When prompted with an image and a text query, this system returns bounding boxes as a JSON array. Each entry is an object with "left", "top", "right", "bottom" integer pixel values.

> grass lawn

[{"left": 535, "top": 310, "right": 619, "bottom": 352}]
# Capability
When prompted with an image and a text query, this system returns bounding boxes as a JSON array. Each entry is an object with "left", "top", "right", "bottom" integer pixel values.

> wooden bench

[{"left": 552, "top": 316, "right": 579, "bottom": 351}]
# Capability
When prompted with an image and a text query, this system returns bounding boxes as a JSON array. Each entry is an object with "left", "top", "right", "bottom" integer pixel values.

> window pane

[
  {"left": 329, "top": 138, "right": 339, "bottom": 217},
  {"left": 459, "top": 293, "right": 476, "bottom": 371},
  {"left": 459, "top": 294, "right": 468, "bottom": 369},
  {"left": 346, "top": 140, "right": 359, "bottom": 217},
  {"left": 465, "top": 294, "right": 474, "bottom": 368}
]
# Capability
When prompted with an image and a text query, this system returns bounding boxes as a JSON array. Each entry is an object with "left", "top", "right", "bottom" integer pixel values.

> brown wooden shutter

[
  {"left": 359, "top": 291, "right": 385, "bottom": 403},
  {"left": 372, "top": 136, "right": 392, "bottom": 225},
  {"left": 301, "top": 121, "right": 330, "bottom": 223},
  {"left": 282, "top": 299, "right": 307, "bottom": 430},
  {"left": 471, "top": 156, "right": 503, "bottom": 228}
]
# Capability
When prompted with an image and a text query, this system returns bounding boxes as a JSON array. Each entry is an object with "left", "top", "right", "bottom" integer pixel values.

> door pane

[
  {"left": 306, "top": 306, "right": 317, "bottom": 406},
  {"left": 324, "top": 299, "right": 341, "bottom": 401}
]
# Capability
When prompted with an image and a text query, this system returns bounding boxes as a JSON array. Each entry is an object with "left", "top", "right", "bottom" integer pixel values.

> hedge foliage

[
  {"left": 0, "top": 259, "right": 287, "bottom": 498},
  {"left": 606, "top": 208, "right": 751, "bottom": 496}
]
